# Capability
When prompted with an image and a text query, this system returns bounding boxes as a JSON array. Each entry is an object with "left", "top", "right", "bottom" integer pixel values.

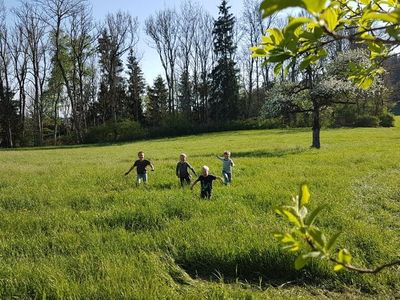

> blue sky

[{"left": 4, "top": 0, "right": 244, "bottom": 84}]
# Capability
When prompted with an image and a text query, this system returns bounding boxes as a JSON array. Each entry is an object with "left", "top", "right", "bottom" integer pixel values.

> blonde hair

[
  {"left": 180, "top": 153, "right": 187, "bottom": 158},
  {"left": 138, "top": 151, "right": 144, "bottom": 156},
  {"left": 202, "top": 165, "right": 209, "bottom": 172},
  {"left": 224, "top": 151, "right": 231, "bottom": 156}
]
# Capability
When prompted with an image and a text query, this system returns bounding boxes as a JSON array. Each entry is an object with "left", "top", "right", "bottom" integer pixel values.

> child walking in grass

[
  {"left": 124, "top": 151, "right": 154, "bottom": 186},
  {"left": 190, "top": 166, "right": 223, "bottom": 199},
  {"left": 176, "top": 153, "right": 197, "bottom": 187},
  {"left": 216, "top": 150, "right": 235, "bottom": 185}
]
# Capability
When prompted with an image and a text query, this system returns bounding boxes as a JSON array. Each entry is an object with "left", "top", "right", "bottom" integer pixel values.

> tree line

[{"left": 0, "top": 0, "right": 398, "bottom": 148}]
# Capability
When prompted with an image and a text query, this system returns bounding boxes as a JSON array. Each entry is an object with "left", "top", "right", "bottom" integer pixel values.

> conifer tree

[
  {"left": 97, "top": 29, "right": 126, "bottom": 122},
  {"left": 177, "top": 70, "right": 192, "bottom": 117},
  {"left": 210, "top": 0, "right": 240, "bottom": 121},
  {"left": 146, "top": 75, "right": 168, "bottom": 126},
  {"left": 126, "top": 49, "right": 145, "bottom": 124}
]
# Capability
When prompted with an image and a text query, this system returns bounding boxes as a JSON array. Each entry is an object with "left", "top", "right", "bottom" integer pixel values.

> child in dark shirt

[
  {"left": 124, "top": 151, "right": 155, "bottom": 185},
  {"left": 190, "top": 166, "right": 223, "bottom": 199},
  {"left": 176, "top": 153, "right": 197, "bottom": 187}
]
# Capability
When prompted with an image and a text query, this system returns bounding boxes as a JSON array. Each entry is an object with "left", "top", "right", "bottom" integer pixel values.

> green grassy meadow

[{"left": 0, "top": 123, "right": 399, "bottom": 299}]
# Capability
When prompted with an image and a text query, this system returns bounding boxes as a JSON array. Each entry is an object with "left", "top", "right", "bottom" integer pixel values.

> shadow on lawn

[
  {"left": 0, "top": 142, "right": 124, "bottom": 152},
  {"left": 234, "top": 147, "right": 308, "bottom": 158},
  {"left": 173, "top": 248, "right": 372, "bottom": 292}
]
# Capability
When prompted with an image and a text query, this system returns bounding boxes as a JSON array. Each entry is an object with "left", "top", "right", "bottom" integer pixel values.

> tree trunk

[
  {"left": 312, "top": 106, "right": 321, "bottom": 149},
  {"left": 8, "top": 120, "right": 13, "bottom": 148},
  {"left": 54, "top": 91, "right": 60, "bottom": 145}
]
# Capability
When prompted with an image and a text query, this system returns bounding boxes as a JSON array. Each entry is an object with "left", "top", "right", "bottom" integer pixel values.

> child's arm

[
  {"left": 125, "top": 164, "right": 135, "bottom": 176},
  {"left": 176, "top": 163, "right": 180, "bottom": 177},
  {"left": 149, "top": 163, "right": 155, "bottom": 171},
  {"left": 188, "top": 163, "right": 197, "bottom": 176},
  {"left": 190, "top": 178, "right": 199, "bottom": 190},
  {"left": 217, "top": 176, "right": 224, "bottom": 184},
  {"left": 230, "top": 159, "right": 235, "bottom": 167},
  {"left": 216, "top": 155, "right": 224, "bottom": 161}
]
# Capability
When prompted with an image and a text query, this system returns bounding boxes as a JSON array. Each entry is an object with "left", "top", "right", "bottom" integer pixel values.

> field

[{"left": 0, "top": 123, "right": 399, "bottom": 299}]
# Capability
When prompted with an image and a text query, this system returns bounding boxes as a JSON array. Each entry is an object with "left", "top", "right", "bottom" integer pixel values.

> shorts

[
  {"left": 136, "top": 173, "right": 148, "bottom": 184},
  {"left": 200, "top": 189, "right": 212, "bottom": 199}
]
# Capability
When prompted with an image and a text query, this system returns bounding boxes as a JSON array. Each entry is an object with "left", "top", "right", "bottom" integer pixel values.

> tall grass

[{"left": 0, "top": 125, "right": 399, "bottom": 298}]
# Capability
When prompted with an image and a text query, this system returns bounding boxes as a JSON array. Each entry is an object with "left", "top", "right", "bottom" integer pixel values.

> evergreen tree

[
  {"left": 97, "top": 29, "right": 126, "bottom": 123},
  {"left": 210, "top": 0, "right": 240, "bottom": 121},
  {"left": 146, "top": 75, "right": 168, "bottom": 126},
  {"left": 177, "top": 70, "right": 192, "bottom": 117},
  {"left": 0, "top": 87, "right": 18, "bottom": 147},
  {"left": 126, "top": 49, "right": 145, "bottom": 123}
]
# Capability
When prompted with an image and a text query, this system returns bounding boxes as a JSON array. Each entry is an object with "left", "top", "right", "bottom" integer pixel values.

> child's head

[
  {"left": 179, "top": 153, "right": 187, "bottom": 162},
  {"left": 138, "top": 151, "right": 145, "bottom": 160},
  {"left": 201, "top": 165, "right": 209, "bottom": 176},
  {"left": 223, "top": 151, "right": 231, "bottom": 158}
]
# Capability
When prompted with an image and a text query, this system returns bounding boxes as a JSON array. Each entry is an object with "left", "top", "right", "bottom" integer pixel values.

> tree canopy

[{"left": 252, "top": 0, "right": 400, "bottom": 88}]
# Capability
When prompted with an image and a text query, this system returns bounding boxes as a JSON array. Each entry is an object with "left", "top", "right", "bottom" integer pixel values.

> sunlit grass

[{"left": 0, "top": 126, "right": 399, "bottom": 298}]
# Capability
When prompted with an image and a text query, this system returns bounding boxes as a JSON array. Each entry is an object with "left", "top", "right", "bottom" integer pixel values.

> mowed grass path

[{"left": 0, "top": 125, "right": 399, "bottom": 299}]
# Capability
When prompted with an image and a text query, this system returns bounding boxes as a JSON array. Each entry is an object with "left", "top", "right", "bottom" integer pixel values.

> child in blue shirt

[{"left": 216, "top": 150, "right": 235, "bottom": 185}]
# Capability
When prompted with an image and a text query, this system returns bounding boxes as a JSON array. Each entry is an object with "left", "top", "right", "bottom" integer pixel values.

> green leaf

[
  {"left": 260, "top": 0, "right": 305, "bottom": 18},
  {"left": 316, "top": 48, "right": 328, "bottom": 59},
  {"left": 359, "top": 76, "right": 374, "bottom": 89},
  {"left": 299, "top": 206, "right": 308, "bottom": 219},
  {"left": 302, "top": 0, "right": 327, "bottom": 14},
  {"left": 360, "top": 32, "right": 376, "bottom": 41},
  {"left": 274, "top": 62, "right": 283, "bottom": 76},
  {"left": 282, "top": 243, "right": 301, "bottom": 252},
  {"left": 299, "top": 184, "right": 310, "bottom": 206},
  {"left": 267, "top": 28, "right": 284, "bottom": 45},
  {"left": 367, "top": 42, "right": 384, "bottom": 54},
  {"left": 294, "top": 255, "right": 309, "bottom": 270},
  {"left": 304, "top": 205, "right": 325, "bottom": 226},
  {"left": 338, "top": 248, "right": 352, "bottom": 264},
  {"left": 303, "top": 251, "right": 321, "bottom": 258},
  {"left": 277, "top": 232, "right": 301, "bottom": 252},
  {"left": 321, "top": 7, "right": 338, "bottom": 31},
  {"left": 299, "top": 56, "right": 313, "bottom": 70},
  {"left": 285, "top": 17, "right": 312, "bottom": 33},
  {"left": 333, "top": 264, "right": 344, "bottom": 271},
  {"left": 326, "top": 231, "right": 341, "bottom": 252},
  {"left": 299, "top": 52, "right": 322, "bottom": 70},
  {"left": 299, "top": 30, "right": 319, "bottom": 42},
  {"left": 251, "top": 47, "right": 267, "bottom": 57},
  {"left": 285, "top": 36, "right": 299, "bottom": 53},
  {"left": 276, "top": 207, "right": 302, "bottom": 227},
  {"left": 308, "top": 227, "right": 327, "bottom": 249},
  {"left": 362, "top": 12, "right": 400, "bottom": 24},
  {"left": 261, "top": 35, "right": 273, "bottom": 45},
  {"left": 267, "top": 51, "right": 293, "bottom": 63}
]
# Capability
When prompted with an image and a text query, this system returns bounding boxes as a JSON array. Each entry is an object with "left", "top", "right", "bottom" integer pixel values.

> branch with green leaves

[
  {"left": 274, "top": 184, "right": 400, "bottom": 273},
  {"left": 251, "top": 0, "right": 400, "bottom": 88}
]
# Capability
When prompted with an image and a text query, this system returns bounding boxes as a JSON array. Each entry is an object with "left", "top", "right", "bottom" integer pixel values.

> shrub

[
  {"left": 354, "top": 115, "right": 379, "bottom": 127},
  {"left": 84, "top": 120, "right": 146, "bottom": 144},
  {"left": 378, "top": 113, "right": 395, "bottom": 127}
]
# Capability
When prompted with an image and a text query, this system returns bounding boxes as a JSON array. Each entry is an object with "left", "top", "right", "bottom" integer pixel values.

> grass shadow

[
  {"left": 173, "top": 248, "right": 374, "bottom": 292},
  {"left": 234, "top": 147, "right": 308, "bottom": 158},
  {"left": 93, "top": 210, "right": 166, "bottom": 232},
  {"left": 153, "top": 182, "right": 176, "bottom": 190},
  {"left": 0, "top": 142, "right": 126, "bottom": 152}
]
